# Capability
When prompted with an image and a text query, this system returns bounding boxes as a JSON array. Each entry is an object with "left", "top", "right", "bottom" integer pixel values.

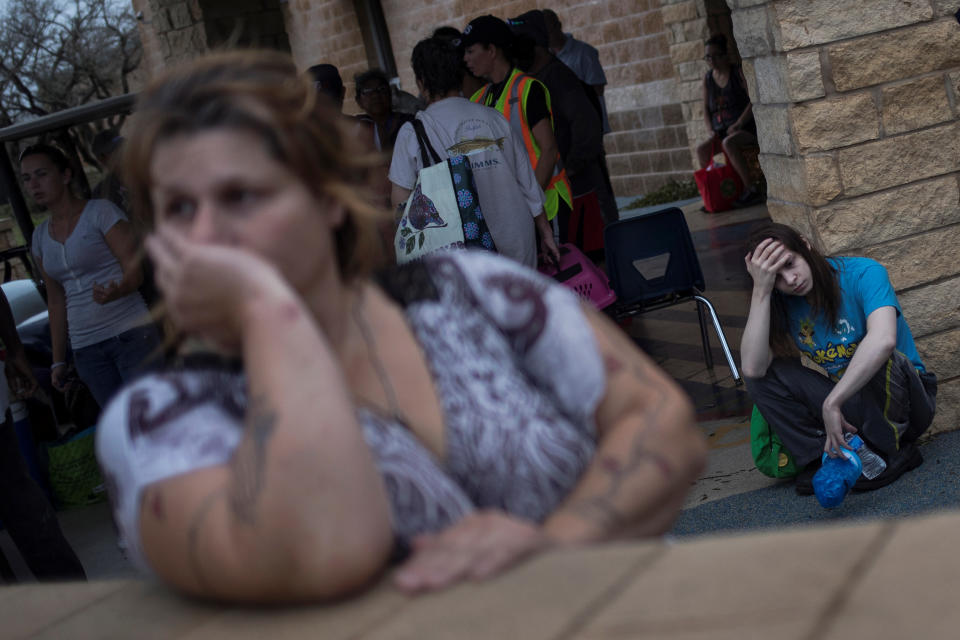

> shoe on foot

[
  {"left": 794, "top": 460, "right": 820, "bottom": 496},
  {"left": 733, "top": 187, "right": 764, "bottom": 208},
  {"left": 852, "top": 443, "right": 923, "bottom": 492}
]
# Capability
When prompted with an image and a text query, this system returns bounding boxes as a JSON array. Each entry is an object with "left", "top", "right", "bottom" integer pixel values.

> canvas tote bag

[{"left": 395, "top": 120, "right": 496, "bottom": 263}]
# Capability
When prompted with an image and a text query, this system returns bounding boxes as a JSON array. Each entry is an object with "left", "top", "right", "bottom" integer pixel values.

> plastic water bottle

[
  {"left": 813, "top": 449, "right": 862, "bottom": 508},
  {"left": 844, "top": 433, "right": 886, "bottom": 480}
]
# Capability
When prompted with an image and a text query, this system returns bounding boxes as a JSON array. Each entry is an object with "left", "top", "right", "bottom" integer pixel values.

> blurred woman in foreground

[{"left": 96, "top": 50, "right": 706, "bottom": 603}]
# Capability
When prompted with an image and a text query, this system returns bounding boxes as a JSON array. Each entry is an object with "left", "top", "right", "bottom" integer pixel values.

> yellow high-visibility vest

[{"left": 472, "top": 68, "right": 572, "bottom": 220}]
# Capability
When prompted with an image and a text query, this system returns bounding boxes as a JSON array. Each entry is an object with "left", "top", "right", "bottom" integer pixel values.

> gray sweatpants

[{"left": 744, "top": 352, "right": 937, "bottom": 468}]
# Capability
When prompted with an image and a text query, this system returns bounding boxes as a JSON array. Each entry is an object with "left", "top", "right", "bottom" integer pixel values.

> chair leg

[
  {"left": 694, "top": 294, "right": 742, "bottom": 383},
  {"left": 695, "top": 301, "right": 714, "bottom": 369}
]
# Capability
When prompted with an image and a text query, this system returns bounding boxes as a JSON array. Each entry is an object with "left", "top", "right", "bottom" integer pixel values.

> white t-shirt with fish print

[{"left": 389, "top": 97, "right": 545, "bottom": 269}]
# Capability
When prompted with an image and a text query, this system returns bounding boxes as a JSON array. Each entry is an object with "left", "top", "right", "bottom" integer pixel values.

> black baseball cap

[
  {"left": 461, "top": 15, "right": 514, "bottom": 50},
  {"left": 508, "top": 10, "right": 549, "bottom": 48}
]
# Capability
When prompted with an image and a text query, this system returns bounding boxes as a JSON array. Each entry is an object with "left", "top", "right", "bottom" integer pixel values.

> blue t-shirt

[{"left": 785, "top": 257, "right": 925, "bottom": 379}]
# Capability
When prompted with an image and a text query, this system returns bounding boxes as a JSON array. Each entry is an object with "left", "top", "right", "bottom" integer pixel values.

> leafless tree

[{"left": 0, "top": 0, "right": 141, "bottom": 165}]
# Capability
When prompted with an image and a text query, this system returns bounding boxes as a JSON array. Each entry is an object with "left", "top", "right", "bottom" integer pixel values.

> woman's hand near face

[
  {"left": 745, "top": 238, "right": 789, "bottom": 294},
  {"left": 394, "top": 511, "right": 550, "bottom": 593},
  {"left": 146, "top": 225, "right": 293, "bottom": 348}
]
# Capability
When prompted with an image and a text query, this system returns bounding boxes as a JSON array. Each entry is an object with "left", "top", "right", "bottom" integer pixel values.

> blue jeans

[{"left": 73, "top": 324, "right": 163, "bottom": 409}]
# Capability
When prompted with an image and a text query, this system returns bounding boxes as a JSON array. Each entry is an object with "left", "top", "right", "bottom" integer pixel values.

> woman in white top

[{"left": 22, "top": 144, "right": 159, "bottom": 408}]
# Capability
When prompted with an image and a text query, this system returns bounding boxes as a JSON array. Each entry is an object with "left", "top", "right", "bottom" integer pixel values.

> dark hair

[
  {"left": 19, "top": 143, "right": 70, "bottom": 173},
  {"left": 124, "top": 49, "right": 386, "bottom": 282},
  {"left": 432, "top": 26, "right": 462, "bottom": 44},
  {"left": 706, "top": 33, "right": 728, "bottom": 53},
  {"left": 542, "top": 9, "right": 561, "bottom": 31},
  {"left": 746, "top": 223, "right": 841, "bottom": 358},
  {"left": 411, "top": 37, "right": 464, "bottom": 100},
  {"left": 306, "top": 62, "right": 345, "bottom": 105},
  {"left": 354, "top": 68, "right": 390, "bottom": 99}
]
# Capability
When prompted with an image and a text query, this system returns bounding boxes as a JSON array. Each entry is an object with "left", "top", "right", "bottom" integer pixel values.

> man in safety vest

[{"left": 461, "top": 15, "right": 573, "bottom": 230}]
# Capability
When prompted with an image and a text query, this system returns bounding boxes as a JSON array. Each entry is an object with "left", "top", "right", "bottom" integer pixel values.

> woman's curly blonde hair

[{"left": 123, "top": 49, "right": 387, "bottom": 281}]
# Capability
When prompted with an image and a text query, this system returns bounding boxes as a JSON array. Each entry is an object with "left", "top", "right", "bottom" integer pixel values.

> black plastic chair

[{"left": 604, "top": 207, "right": 741, "bottom": 383}]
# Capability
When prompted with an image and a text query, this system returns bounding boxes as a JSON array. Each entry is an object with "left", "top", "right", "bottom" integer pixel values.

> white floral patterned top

[{"left": 96, "top": 251, "right": 606, "bottom": 573}]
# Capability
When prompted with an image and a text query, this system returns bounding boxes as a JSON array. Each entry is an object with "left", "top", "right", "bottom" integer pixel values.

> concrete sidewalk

[{"left": 679, "top": 417, "right": 960, "bottom": 537}]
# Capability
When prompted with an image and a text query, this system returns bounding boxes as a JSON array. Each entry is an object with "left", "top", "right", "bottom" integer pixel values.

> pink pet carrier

[{"left": 538, "top": 243, "right": 617, "bottom": 310}]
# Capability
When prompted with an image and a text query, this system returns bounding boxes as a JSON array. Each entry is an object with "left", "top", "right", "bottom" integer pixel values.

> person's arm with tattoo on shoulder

[
  {"left": 542, "top": 308, "right": 706, "bottom": 542},
  {"left": 137, "top": 230, "right": 393, "bottom": 603}
]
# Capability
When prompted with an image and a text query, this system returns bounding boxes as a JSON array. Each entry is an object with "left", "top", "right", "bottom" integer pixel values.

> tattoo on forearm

[
  {"left": 604, "top": 351, "right": 660, "bottom": 389},
  {"left": 227, "top": 396, "right": 277, "bottom": 525},
  {"left": 571, "top": 354, "right": 677, "bottom": 531},
  {"left": 187, "top": 487, "right": 228, "bottom": 590},
  {"left": 571, "top": 431, "right": 676, "bottom": 530}
]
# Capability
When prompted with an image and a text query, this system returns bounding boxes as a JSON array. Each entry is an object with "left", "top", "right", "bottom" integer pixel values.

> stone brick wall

[
  {"left": 725, "top": 0, "right": 960, "bottom": 433},
  {"left": 133, "top": 0, "right": 289, "bottom": 72},
  {"left": 282, "top": 0, "right": 369, "bottom": 110},
  {"left": 375, "top": 0, "right": 694, "bottom": 197},
  {"left": 202, "top": 0, "right": 289, "bottom": 51},
  {"left": 132, "top": 0, "right": 209, "bottom": 72},
  {"left": 131, "top": 0, "right": 695, "bottom": 198}
]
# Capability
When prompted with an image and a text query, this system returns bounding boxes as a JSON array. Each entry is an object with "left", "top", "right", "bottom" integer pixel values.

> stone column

[
  {"left": 132, "top": 0, "right": 209, "bottom": 75},
  {"left": 282, "top": 0, "right": 368, "bottom": 114},
  {"left": 132, "top": 0, "right": 290, "bottom": 79},
  {"left": 729, "top": 0, "right": 960, "bottom": 433}
]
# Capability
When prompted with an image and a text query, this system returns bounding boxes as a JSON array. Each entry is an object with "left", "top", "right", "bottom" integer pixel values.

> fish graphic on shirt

[{"left": 446, "top": 137, "right": 505, "bottom": 155}]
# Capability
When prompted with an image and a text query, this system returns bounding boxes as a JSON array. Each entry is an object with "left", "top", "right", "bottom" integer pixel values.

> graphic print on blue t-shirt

[{"left": 785, "top": 257, "right": 925, "bottom": 379}]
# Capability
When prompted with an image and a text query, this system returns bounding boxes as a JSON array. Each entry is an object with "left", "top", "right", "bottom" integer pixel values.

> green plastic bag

[
  {"left": 750, "top": 405, "right": 799, "bottom": 478},
  {"left": 46, "top": 427, "right": 106, "bottom": 508}
]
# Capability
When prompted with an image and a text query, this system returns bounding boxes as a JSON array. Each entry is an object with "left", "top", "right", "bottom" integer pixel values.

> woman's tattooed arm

[{"left": 542, "top": 309, "right": 706, "bottom": 542}]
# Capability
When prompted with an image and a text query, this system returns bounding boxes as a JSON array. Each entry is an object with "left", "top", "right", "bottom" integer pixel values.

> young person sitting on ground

[
  {"left": 741, "top": 223, "right": 936, "bottom": 494},
  {"left": 95, "top": 49, "right": 707, "bottom": 604}
]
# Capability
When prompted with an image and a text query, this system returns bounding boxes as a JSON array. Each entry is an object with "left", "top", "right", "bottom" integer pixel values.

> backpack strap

[{"left": 412, "top": 119, "right": 443, "bottom": 168}]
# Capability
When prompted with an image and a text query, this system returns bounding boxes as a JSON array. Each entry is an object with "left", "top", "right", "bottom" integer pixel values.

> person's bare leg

[
  {"left": 722, "top": 131, "right": 756, "bottom": 187},
  {"left": 696, "top": 138, "right": 716, "bottom": 169}
]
